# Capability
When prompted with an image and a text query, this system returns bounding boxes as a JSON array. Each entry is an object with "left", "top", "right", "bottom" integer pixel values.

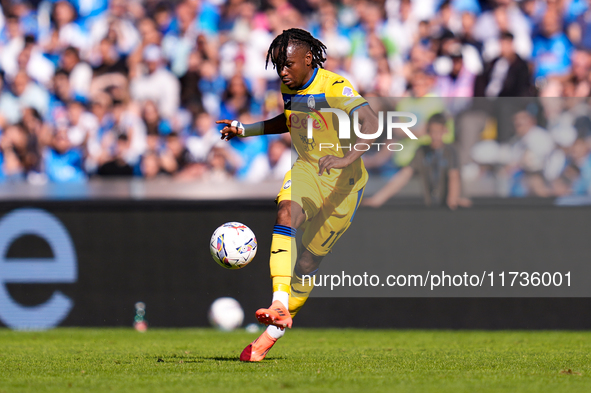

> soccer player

[{"left": 217, "top": 28, "right": 379, "bottom": 362}]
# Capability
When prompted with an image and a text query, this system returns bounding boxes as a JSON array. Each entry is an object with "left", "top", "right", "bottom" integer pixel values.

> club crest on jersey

[
  {"left": 307, "top": 95, "right": 315, "bottom": 109},
  {"left": 299, "top": 133, "right": 316, "bottom": 152}
]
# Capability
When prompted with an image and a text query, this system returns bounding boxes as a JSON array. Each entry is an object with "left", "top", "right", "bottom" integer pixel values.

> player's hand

[
  {"left": 458, "top": 197, "right": 472, "bottom": 208},
  {"left": 361, "top": 196, "right": 384, "bottom": 208},
  {"left": 447, "top": 196, "right": 458, "bottom": 210},
  {"left": 318, "top": 155, "right": 350, "bottom": 176},
  {"left": 216, "top": 119, "right": 243, "bottom": 141}
]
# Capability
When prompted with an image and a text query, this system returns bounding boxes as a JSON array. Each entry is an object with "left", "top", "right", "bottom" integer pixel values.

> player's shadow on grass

[
  {"left": 155, "top": 355, "right": 287, "bottom": 363},
  {"left": 203, "top": 356, "right": 241, "bottom": 362},
  {"left": 200, "top": 356, "right": 287, "bottom": 362},
  {"left": 157, "top": 356, "right": 240, "bottom": 363}
]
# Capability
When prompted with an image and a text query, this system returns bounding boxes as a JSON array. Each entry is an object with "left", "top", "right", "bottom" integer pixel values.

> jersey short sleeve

[{"left": 325, "top": 77, "right": 368, "bottom": 116}]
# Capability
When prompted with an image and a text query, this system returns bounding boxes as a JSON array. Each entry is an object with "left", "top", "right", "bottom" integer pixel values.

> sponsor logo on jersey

[
  {"left": 299, "top": 134, "right": 316, "bottom": 152},
  {"left": 342, "top": 86, "right": 358, "bottom": 97},
  {"left": 283, "top": 180, "right": 291, "bottom": 189}
]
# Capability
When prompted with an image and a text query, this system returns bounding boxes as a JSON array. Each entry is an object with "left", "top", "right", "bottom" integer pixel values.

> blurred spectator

[
  {"left": 60, "top": 46, "right": 93, "bottom": 98},
  {"left": 560, "top": 137, "right": 591, "bottom": 195},
  {"left": 179, "top": 51, "right": 203, "bottom": 110},
  {"left": 505, "top": 109, "right": 555, "bottom": 196},
  {"left": 199, "top": 59, "right": 225, "bottom": 116},
  {"left": 386, "top": 0, "right": 418, "bottom": 61},
  {"left": 568, "top": 1, "right": 591, "bottom": 50},
  {"left": 348, "top": 2, "right": 395, "bottom": 91},
  {"left": 159, "top": 132, "right": 193, "bottom": 174},
  {"left": 153, "top": 2, "right": 174, "bottom": 35},
  {"left": 89, "top": 0, "right": 140, "bottom": 55},
  {"left": 1, "top": 123, "right": 35, "bottom": 181},
  {"left": 473, "top": 0, "right": 532, "bottom": 62},
  {"left": 566, "top": 49, "right": 591, "bottom": 97},
  {"left": 110, "top": 98, "right": 146, "bottom": 166},
  {"left": 531, "top": 9, "right": 573, "bottom": 83},
  {"left": 7, "top": 0, "right": 36, "bottom": 38},
  {"left": 219, "top": 74, "right": 259, "bottom": 121},
  {"left": 130, "top": 44, "right": 180, "bottom": 120},
  {"left": 141, "top": 149, "right": 168, "bottom": 179},
  {"left": 97, "top": 133, "right": 133, "bottom": 176},
  {"left": 162, "top": 1, "right": 198, "bottom": 77},
  {"left": 0, "top": 70, "right": 49, "bottom": 125},
  {"left": 458, "top": 10, "right": 482, "bottom": 54},
  {"left": 142, "top": 100, "right": 171, "bottom": 135},
  {"left": 206, "top": 145, "right": 234, "bottom": 182},
  {"left": 186, "top": 111, "right": 219, "bottom": 162},
  {"left": 65, "top": 99, "right": 99, "bottom": 149},
  {"left": 1, "top": 14, "right": 22, "bottom": 56},
  {"left": 362, "top": 113, "right": 470, "bottom": 208},
  {"left": 43, "top": 128, "right": 86, "bottom": 183},
  {"left": 315, "top": 2, "right": 351, "bottom": 59},
  {"left": 226, "top": 110, "right": 267, "bottom": 180},
  {"left": 91, "top": 37, "right": 129, "bottom": 77},
  {"left": 41, "top": 1, "right": 88, "bottom": 55},
  {"left": 2, "top": 34, "right": 55, "bottom": 87},
  {"left": 48, "top": 69, "right": 70, "bottom": 122},
  {"left": 244, "top": 137, "right": 292, "bottom": 183},
  {"left": 475, "top": 31, "right": 532, "bottom": 97},
  {"left": 435, "top": 43, "right": 476, "bottom": 98}
]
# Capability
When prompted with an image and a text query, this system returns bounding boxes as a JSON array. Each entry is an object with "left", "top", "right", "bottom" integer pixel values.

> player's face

[
  {"left": 274, "top": 44, "right": 313, "bottom": 90},
  {"left": 428, "top": 123, "right": 446, "bottom": 149}
]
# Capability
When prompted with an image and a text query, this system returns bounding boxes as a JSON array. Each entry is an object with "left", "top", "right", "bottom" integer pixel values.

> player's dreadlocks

[{"left": 265, "top": 28, "right": 327, "bottom": 72}]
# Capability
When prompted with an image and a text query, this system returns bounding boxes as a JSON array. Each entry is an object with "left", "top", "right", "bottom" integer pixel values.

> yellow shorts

[{"left": 276, "top": 168, "right": 364, "bottom": 257}]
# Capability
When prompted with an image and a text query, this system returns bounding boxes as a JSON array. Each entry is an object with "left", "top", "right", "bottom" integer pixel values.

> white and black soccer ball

[
  {"left": 208, "top": 297, "right": 244, "bottom": 331},
  {"left": 210, "top": 222, "right": 257, "bottom": 269}
]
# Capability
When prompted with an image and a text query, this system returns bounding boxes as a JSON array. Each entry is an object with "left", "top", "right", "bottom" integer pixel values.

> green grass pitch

[{"left": 1, "top": 328, "right": 590, "bottom": 393}]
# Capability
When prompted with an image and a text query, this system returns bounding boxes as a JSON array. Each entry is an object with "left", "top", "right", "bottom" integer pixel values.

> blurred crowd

[{"left": 0, "top": 0, "right": 591, "bottom": 196}]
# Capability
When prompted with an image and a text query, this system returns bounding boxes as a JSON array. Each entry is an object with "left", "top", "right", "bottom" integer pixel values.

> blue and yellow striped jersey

[{"left": 281, "top": 68, "right": 369, "bottom": 193}]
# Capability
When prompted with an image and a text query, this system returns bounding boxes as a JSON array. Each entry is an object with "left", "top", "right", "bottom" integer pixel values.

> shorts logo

[
  {"left": 283, "top": 180, "right": 291, "bottom": 189},
  {"left": 307, "top": 95, "right": 315, "bottom": 109}
]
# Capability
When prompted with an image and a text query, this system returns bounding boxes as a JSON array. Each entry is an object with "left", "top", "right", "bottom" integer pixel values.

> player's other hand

[
  {"left": 447, "top": 196, "right": 472, "bottom": 210},
  {"left": 318, "top": 155, "right": 350, "bottom": 176},
  {"left": 361, "top": 196, "right": 384, "bottom": 208},
  {"left": 216, "top": 119, "right": 243, "bottom": 141},
  {"left": 447, "top": 196, "right": 458, "bottom": 210}
]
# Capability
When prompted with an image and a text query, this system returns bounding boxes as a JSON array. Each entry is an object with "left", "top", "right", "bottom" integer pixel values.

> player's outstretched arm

[
  {"left": 318, "top": 104, "right": 379, "bottom": 176},
  {"left": 217, "top": 114, "right": 289, "bottom": 141},
  {"left": 361, "top": 166, "right": 414, "bottom": 208}
]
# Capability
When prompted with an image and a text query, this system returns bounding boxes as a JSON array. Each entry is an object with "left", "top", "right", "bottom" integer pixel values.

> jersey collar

[{"left": 299, "top": 68, "right": 318, "bottom": 91}]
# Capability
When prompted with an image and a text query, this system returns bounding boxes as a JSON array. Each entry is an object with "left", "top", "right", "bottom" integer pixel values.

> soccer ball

[
  {"left": 210, "top": 222, "right": 257, "bottom": 269},
  {"left": 208, "top": 297, "right": 244, "bottom": 331}
]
